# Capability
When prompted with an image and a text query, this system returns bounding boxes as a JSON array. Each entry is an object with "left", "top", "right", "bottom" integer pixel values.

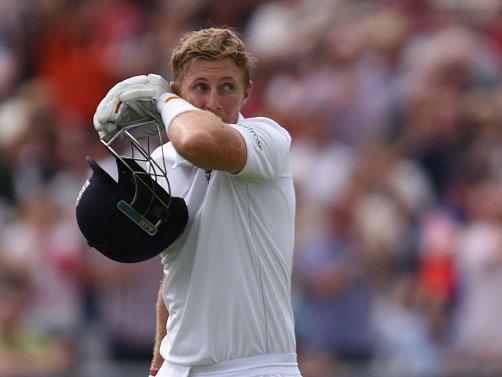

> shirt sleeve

[{"left": 233, "top": 117, "right": 291, "bottom": 183}]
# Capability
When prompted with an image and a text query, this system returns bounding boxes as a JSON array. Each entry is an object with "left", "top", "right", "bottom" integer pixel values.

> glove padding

[{"left": 93, "top": 74, "right": 170, "bottom": 141}]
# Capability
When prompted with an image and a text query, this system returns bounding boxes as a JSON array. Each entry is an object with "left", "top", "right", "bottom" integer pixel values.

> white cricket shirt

[{"left": 151, "top": 115, "right": 297, "bottom": 368}]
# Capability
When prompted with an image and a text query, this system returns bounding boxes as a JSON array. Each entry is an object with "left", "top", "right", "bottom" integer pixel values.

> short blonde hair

[{"left": 170, "top": 28, "right": 256, "bottom": 88}]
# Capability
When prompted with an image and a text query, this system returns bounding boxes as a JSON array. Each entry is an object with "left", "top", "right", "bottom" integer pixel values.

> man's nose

[{"left": 204, "top": 89, "right": 221, "bottom": 113}]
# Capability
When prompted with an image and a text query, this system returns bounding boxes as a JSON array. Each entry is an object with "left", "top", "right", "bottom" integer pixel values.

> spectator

[
  {"left": 83, "top": 251, "right": 163, "bottom": 363},
  {"left": 295, "top": 189, "right": 374, "bottom": 374},
  {"left": 0, "top": 265, "right": 74, "bottom": 376}
]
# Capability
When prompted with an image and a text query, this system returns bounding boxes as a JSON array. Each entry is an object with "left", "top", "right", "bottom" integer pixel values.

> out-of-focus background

[{"left": 0, "top": 0, "right": 501, "bottom": 376}]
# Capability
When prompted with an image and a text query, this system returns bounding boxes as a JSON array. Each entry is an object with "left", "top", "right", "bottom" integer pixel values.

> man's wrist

[{"left": 157, "top": 93, "right": 198, "bottom": 134}]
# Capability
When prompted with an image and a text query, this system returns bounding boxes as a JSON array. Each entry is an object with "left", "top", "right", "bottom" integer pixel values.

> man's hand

[{"left": 93, "top": 74, "right": 170, "bottom": 141}]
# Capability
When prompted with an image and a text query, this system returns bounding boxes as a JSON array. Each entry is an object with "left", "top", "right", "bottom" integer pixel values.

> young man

[{"left": 96, "top": 28, "right": 301, "bottom": 377}]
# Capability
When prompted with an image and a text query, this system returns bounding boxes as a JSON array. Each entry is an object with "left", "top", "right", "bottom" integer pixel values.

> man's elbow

[{"left": 172, "top": 130, "right": 213, "bottom": 165}]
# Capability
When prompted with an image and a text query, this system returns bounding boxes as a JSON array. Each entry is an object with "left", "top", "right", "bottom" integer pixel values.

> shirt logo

[
  {"left": 205, "top": 169, "right": 212, "bottom": 183},
  {"left": 241, "top": 124, "right": 263, "bottom": 151},
  {"left": 75, "top": 179, "right": 90, "bottom": 206}
]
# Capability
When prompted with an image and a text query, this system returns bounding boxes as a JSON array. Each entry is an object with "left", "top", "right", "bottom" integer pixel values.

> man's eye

[
  {"left": 221, "top": 83, "right": 235, "bottom": 92},
  {"left": 194, "top": 83, "right": 208, "bottom": 91}
]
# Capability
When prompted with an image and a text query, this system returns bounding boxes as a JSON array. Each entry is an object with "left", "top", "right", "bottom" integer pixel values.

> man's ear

[
  {"left": 170, "top": 81, "right": 179, "bottom": 95},
  {"left": 242, "top": 80, "right": 254, "bottom": 105}
]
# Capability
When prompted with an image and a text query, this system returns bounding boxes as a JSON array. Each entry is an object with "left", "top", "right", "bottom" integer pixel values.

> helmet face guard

[{"left": 76, "top": 122, "right": 188, "bottom": 263}]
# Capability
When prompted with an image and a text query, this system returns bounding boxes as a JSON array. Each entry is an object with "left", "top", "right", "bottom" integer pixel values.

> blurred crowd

[{"left": 0, "top": 0, "right": 502, "bottom": 376}]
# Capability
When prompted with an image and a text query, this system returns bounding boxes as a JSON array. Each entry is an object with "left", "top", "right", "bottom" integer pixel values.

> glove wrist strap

[{"left": 159, "top": 94, "right": 198, "bottom": 134}]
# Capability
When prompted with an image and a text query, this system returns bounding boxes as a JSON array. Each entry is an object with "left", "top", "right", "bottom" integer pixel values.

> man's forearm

[
  {"left": 151, "top": 280, "right": 168, "bottom": 371},
  {"left": 164, "top": 108, "right": 246, "bottom": 174}
]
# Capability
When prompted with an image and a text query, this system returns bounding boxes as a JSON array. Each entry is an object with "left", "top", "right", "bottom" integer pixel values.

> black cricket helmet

[{"left": 76, "top": 121, "right": 188, "bottom": 263}]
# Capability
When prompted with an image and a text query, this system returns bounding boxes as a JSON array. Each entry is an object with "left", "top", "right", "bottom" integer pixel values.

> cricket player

[{"left": 93, "top": 28, "right": 302, "bottom": 377}]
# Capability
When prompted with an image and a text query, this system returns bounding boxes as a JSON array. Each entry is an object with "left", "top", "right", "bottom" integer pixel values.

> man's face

[{"left": 172, "top": 57, "right": 252, "bottom": 124}]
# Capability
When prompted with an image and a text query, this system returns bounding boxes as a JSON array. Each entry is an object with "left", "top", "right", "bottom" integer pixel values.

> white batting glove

[{"left": 93, "top": 74, "right": 169, "bottom": 141}]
